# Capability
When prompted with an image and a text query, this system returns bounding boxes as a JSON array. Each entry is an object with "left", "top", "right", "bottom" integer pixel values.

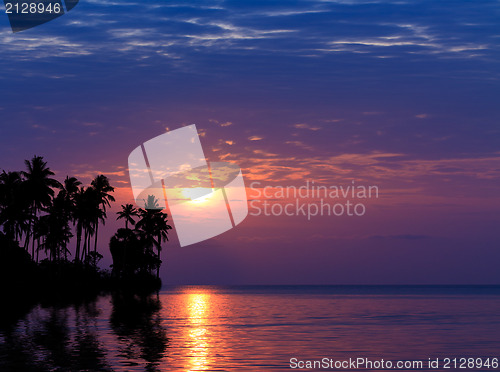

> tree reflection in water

[
  {"left": 110, "top": 291, "right": 169, "bottom": 371},
  {"left": 0, "top": 292, "right": 169, "bottom": 371},
  {"left": 0, "top": 298, "right": 111, "bottom": 371}
]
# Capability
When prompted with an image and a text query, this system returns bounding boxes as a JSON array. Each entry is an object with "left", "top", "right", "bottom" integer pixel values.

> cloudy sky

[{"left": 1, "top": 0, "right": 499, "bottom": 284}]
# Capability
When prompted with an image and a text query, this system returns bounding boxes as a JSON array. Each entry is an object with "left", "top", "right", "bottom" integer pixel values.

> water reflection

[
  {"left": 0, "top": 292, "right": 169, "bottom": 371},
  {"left": 0, "top": 299, "right": 112, "bottom": 371},
  {"left": 186, "top": 293, "right": 210, "bottom": 371},
  {"left": 1, "top": 287, "right": 500, "bottom": 371},
  {"left": 109, "top": 292, "right": 169, "bottom": 371}
]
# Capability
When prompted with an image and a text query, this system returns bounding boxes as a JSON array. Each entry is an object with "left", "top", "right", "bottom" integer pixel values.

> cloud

[
  {"left": 285, "top": 140, "right": 316, "bottom": 151},
  {"left": 252, "top": 149, "right": 278, "bottom": 157},
  {"left": 293, "top": 123, "right": 321, "bottom": 131},
  {"left": 248, "top": 136, "right": 263, "bottom": 141},
  {"left": 257, "top": 9, "right": 328, "bottom": 17},
  {"left": 315, "top": 21, "right": 492, "bottom": 59},
  {"left": 177, "top": 18, "right": 296, "bottom": 47},
  {"left": 0, "top": 29, "right": 93, "bottom": 60},
  {"left": 1, "top": 0, "right": 496, "bottom": 70},
  {"left": 230, "top": 147, "right": 500, "bottom": 196}
]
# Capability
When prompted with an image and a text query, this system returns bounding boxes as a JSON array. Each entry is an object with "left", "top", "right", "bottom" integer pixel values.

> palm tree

[
  {"left": 60, "top": 176, "right": 81, "bottom": 213},
  {"left": 38, "top": 193, "right": 73, "bottom": 261},
  {"left": 116, "top": 204, "right": 139, "bottom": 230},
  {"left": 73, "top": 186, "right": 100, "bottom": 263},
  {"left": 59, "top": 176, "right": 82, "bottom": 253},
  {"left": 33, "top": 215, "right": 49, "bottom": 262},
  {"left": 73, "top": 187, "right": 86, "bottom": 263},
  {"left": 135, "top": 208, "right": 157, "bottom": 271},
  {"left": 22, "top": 156, "right": 61, "bottom": 259},
  {"left": 75, "top": 187, "right": 101, "bottom": 263},
  {"left": 90, "top": 175, "right": 115, "bottom": 253},
  {"left": 151, "top": 211, "right": 172, "bottom": 278},
  {"left": 0, "top": 171, "right": 31, "bottom": 242},
  {"left": 136, "top": 208, "right": 171, "bottom": 278},
  {"left": 143, "top": 195, "right": 161, "bottom": 210}
]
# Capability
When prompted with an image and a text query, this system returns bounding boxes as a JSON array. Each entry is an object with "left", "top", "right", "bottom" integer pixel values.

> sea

[{"left": 1, "top": 286, "right": 499, "bottom": 371}]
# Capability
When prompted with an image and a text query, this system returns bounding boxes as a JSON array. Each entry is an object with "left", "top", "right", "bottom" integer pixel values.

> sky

[{"left": 0, "top": 0, "right": 499, "bottom": 285}]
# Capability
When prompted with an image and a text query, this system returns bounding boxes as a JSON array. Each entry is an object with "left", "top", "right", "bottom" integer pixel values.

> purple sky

[{"left": 1, "top": 0, "right": 499, "bottom": 284}]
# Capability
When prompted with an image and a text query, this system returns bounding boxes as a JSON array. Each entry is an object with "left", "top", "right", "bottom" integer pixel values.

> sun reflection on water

[{"left": 186, "top": 293, "right": 211, "bottom": 371}]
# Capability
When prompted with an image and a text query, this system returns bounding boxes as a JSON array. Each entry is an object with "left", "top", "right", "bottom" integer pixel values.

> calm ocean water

[{"left": 1, "top": 286, "right": 500, "bottom": 371}]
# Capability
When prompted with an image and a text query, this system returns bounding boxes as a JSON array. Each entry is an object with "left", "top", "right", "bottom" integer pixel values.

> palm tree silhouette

[
  {"left": 0, "top": 170, "right": 30, "bottom": 242},
  {"left": 151, "top": 211, "right": 171, "bottom": 278},
  {"left": 73, "top": 187, "right": 87, "bottom": 263},
  {"left": 73, "top": 186, "right": 101, "bottom": 263},
  {"left": 90, "top": 175, "right": 115, "bottom": 254},
  {"left": 82, "top": 187, "right": 100, "bottom": 262},
  {"left": 38, "top": 192, "right": 73, "bottom": 261},
  {"left": 136, "top": 208, "right": 172, "bottom": 278},
  {"left": 143, "top": 195, "right": 161, "bottom": 210},
  {"left": 116, "top": 204, "right": 139, "bottom": 230},
  {"left": 22, "top": 156, "right": 61, "bottom": 259},
  {"left": 0, "top": 156, "right": 168, "bottom": 289},
  {"left": 60, "top": 176, "right": 82, "bottom": 215},
  {"left": 33, "top": 214, "right": 49, "bottom": 262}
]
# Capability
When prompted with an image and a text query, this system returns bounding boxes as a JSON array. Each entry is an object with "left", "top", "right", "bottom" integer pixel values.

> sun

[{"left": 181, "top": 187, "right": 214, "bottom": 204}]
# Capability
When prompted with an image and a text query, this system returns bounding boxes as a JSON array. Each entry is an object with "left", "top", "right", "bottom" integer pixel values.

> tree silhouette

[
  {"left": 0, "top": 156, "right": 167, "bottom": 293},
  {"left": 73, "top": 185, "right": 108, "bottom": 264},
  {"left": 33, "top": 214, "right": 49, "bottom": 262},
  {"left": 110, "top": 292, "right": 168, "bottom": 371},
  {"left": 38, "top": 192, "right": 73, "bottom": 262},
  {"left": 151, "top": 212, "right": 171, "bottom": 278},
  {"left": 116, "top": 204, "right": 139, "bottom": 230},
  {"left": 90, "top": 175, "right": 115, "bottom": 254},
  {"left": 0, "top": 170, "right": 31, "bottom": 242},
  {"left": 143, "top": 195, "right": 161, "bottom": 210},
  {"left": 136, "top": 208, "right": 172, "bottom": 278},
  {"left": 60, "top": 176, "right": 82, "bottom": 221},
  {"left": 109, "top": 228, "right": 143, "bottom": 278},
  {"left": 110, "top": 205, "right": 170, "bottom": 280},
  {"left": 73, "top": 187, "right": 87, "bottom": 263},
  {"left": 21, "top": 156, "right": 61, "bottom": 258}
]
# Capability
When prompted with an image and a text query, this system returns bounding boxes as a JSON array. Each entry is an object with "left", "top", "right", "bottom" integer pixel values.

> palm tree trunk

[
  {"left": 24, "top": 230, "right": 30, "bottom": 251},
  {"left": 75, "top": 225, "right": 82, "bottom": 263},
  {"left": 24, "top": 202, "right": 35, "bottom": 253},
  {"left": 24, "top": 217, "right": 31, "bottom": 251},
  {"left": 157, "top": 249, "right": 160, "bottom": 278},
  {"left": 94, "top": 222, "right": 99, "bottom": 253},
  {"left": 87, "top": 229, "right": 91, "bottom": 258},
  {"left": 81, "top": 228, "right": 87, "bottom": 262},
  {"left": 31, "top": 230, "right": 36, "bottom": 261},
  {"left": 157, "top": 235, "right": 161, "bottom": 278},
  {"left": 30, "top": 205, "right": 37, "bottom": 259},
  {"left": 36, "top": 237, "right": 40, "bottom": 263}
]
